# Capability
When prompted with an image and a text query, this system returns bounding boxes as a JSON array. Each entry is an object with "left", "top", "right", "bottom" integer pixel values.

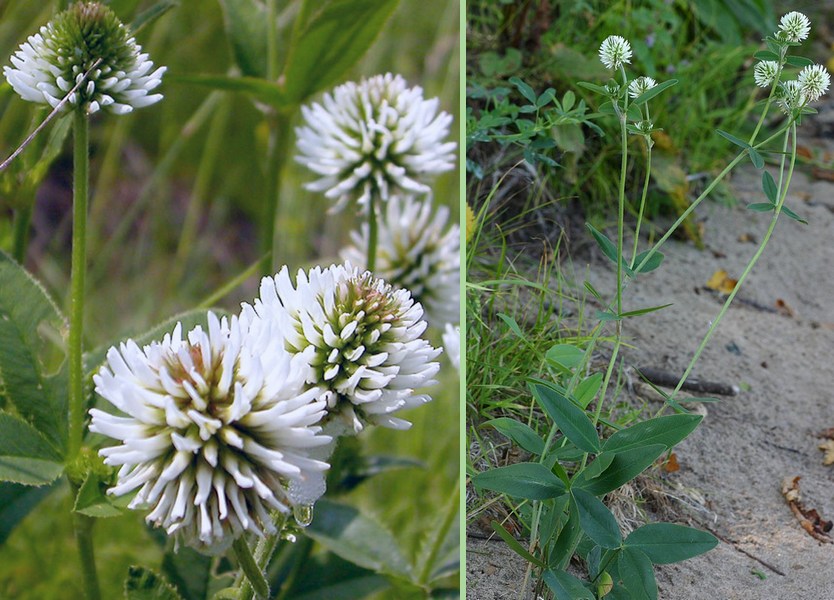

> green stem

[
  {"left": 234, "top": 536, "right": 271, "bottom": 600},
  {"left": 630, "top": 105, "right": 652, "bottom": 266},
  {"left": 667, "top": 123, "right": 796, "bottom": 406},
  {"left": 11, "top": 205, "right": 32, "bottom": 264},
  {"left": 367, "top": 193, "right": 379, "bottom": 272},
  {"left": 262, "top": 115, "right": 292, "bottom": 274},
  {"left": 68, "top": 110, "right": 88, "bottom": 462},
  {"left": 71, "top": 494, "right": 101, "bottom": 600}
]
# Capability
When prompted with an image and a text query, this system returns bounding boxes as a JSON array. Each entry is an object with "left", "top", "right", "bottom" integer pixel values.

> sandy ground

[{"left": 466, "top": 123, "right": 834, "bottom": 598}]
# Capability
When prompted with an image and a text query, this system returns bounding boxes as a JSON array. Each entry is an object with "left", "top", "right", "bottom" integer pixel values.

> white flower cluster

[
  {"left": 296, "top": 74, "right": 461, "bottom": 384},
  {"left": 628, "top": 76, "right": 656, "bottom": 99},
  {"left": 599, "top": 35, "right": 632, "bottom": 70},
  {"left": 4, "top": 2, "right": 164, "bottom": 115},
  {"left": 296, "top": 73, "right": 456, "bottom": 212},
  {"left": 752, "top": 13, "right": 830, "bottom": 113},
  {"left": 91, "top": 263, "right": 440, "bottom": 553}
]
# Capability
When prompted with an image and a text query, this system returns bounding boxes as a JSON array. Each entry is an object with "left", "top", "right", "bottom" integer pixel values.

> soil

[{"left": 466, "top": 117, "right": 834, "bottom": 598}]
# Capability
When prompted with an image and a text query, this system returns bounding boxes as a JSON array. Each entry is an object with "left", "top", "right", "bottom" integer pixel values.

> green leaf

[
  {"left": 287, "top": 552, "right": 390, "bottom": 600},
  {"left": 574, "top": 373, "right": 603, "bottom": 409},
  {"left": 483, "top": 418, "right": 545, "bottom": 455},
  {"left": 162, "top": 545, "right": 212, "bottom": 600},
  {"left": 572, "top": 488, "right": 622, "bottom": 548},
  {"left": 73, "top": 471, "right": 124, "bottom": 518},
  {"left": 618, "top": 547, "right": 658, "bottom": 600},
  {"left": 472, "top": 463, "right": 567, "bottom": 501},
  {"left": 632, "top": 250, "right": 664, "bottom": 274},
  {"left": 715, "top": 128, "right": 749, "bottom": 150},
  {"left": 549, "top": 497, "right": 581, "bottom": 570},
  {"left": 0, "top": 413, "right": 63, "bottom": 485},
  {"left": 603, "top": 414, "right": 703, "bottom": 453},
  {"left": 596, "top": 310, "right": 620, "bottom": 322},
  {"left": 583, "top": 453, "right": 615, "bottom": 480},
  {"left": 170, "top": 74, "right": 287, "bottom": 108},
  {"left": 131, "top": 0, "right": 178, "bottom": 34},
  {"left": 304, "top": 499, "right": 412, "bottom": 578},
  {"left": 747, "top": 202, "right": 775, "bottom": 212},
  {"left": 283, "top": 0, "right": 399, "bottom": 104},
  {"left": 218, "top": 0, "right": 268, "bottom": 78},
  {"left": 753, "top": 50, "right": 780, "bottom": 61},
  {"left": 781, "top": 205, "right": 808, "bottom": 224},
  {"left": 509, "top": 77, "right": 538, "bottom": 104},
  {"left": 626, "top": 103, "right": 642, "bottom": 122},
  {"left": 497, "top": 312, "right": 525, "bottom": 339},
  {"left": 785, "top": 55, "right": 814, "bottom": 67},
  {"left": 531, "top": 384, "right": 600, "bottom": 453},
  {"left": 562, "top": 90, "right": 575, "bottom": 111},
  {"left": 748, "top": 147, "right": 764, "bottom": 169},
  {"left": 586, "top": 223, "right": 619, "bottom": 265},
  {"left": 0, "top": 480, "right": 56, "bottom": 544},
  {"left": 124, "top": 566, "right": 185, "bottom": 600},
  {"left": 491, "top": 521, "right": 545, "bottom": 568},
  {"left": 576, "top": 81, "right": 609, "bottom": 96},
  {"left": 545, "top": 344, "right": 585, "bottom": 373},
  {"left": 0, "top": 251, "right": 67, "bottom": 454},
  {"left": 625, "top": 523, "right": 718, "bottom": 564},
  {"left": 618, "top": 303, "right": 673, "bottom": 319},
  {"left": 574, "top": 445, "right": 666, "bottom": 495},
  {"left": 632, "top": 79, "right": 678, "bottom": 105},
  {"left": 543, "top": 569, "right": 594, "bottom": 600},
  {"left": 762, "top": 171, "right": 778, "bottom": 203}
]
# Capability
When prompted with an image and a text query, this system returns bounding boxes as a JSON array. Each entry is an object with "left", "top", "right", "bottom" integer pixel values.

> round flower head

[
  {"left": 4, "top": 2, "right": 165, "bottom": 115},
  {"left": 778, "top": 11, "right": 810, "bottom": 43},
  {"left": 599, "top": 35, "right": 632, "bottom": 70},
  {"left": 242, "top": 263, "right": 442, "bottom": 434},
  {"left": 754, "top": 61, "right": 779, "bottom": 88},
  {"left": 798, "top": 64, "right": 830, "bottom": 102},
  {"left": 628, "top": 76, "right": 657, "bottom": 99},
  {"left": 465, "top": 203, "right": 476, "bottom": 244},
  {"left": 89, "top": 312, "right": 330, "bottom": 553},
  {"left": 295, "top": 73, "right": 456, "bottom": 212},
  {"left": 442, "top": 324, "right": 460, "bottom": 371},
  {"left": 778, "top": 80, "right": 806, "bottom": 113},
  {"left": 339, "top": 195, "right": 460, "bottom": 326}
]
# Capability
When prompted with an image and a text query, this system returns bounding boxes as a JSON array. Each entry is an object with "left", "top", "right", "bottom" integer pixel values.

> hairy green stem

[
  {"left": 667, "top": 123, "right": 796, "bottom": 406},
  {"left": 234, "top": 536, "right": 271, "bottom": 600},
  {"left": 68, "top": 110, "right": 88, "bottom": 462},
  {"left": 71, "top": 492, "right": 101, "bottom": 600}
]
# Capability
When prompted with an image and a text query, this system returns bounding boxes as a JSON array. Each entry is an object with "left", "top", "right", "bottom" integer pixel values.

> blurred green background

[{"left": 0, "top": 1, "right": 460, "bottom": 598}]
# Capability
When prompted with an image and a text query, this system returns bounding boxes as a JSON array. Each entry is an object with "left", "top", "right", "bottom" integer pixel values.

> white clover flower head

[
  {"left": 778, "top": 80, "right": 806, "bottom": 113},
  {"left": 89, "top": 312, "right": 330, "bottom": 554},
  {"left": 599, "top": 35, "right": 632, "bottom": 70},
  {"left": 778, "top": 11, "right": 810, "bottom": 43},
  {"left": 754, "top": 61, "right": 779, "bottom": 88},
  {"left": 243, "top": 263, "right": 441, "bottom": 434},
  {"left": 798, "top": 63, "right": 830, "bottom": 102},
  {"left": 295, "top": 73, "right": 456, "bottom": 212},
  {"left": 3, "top": 2, "right": 165, "bottom": 115},
  {"left": 604, "top": 82, "right": 620, "bottom": 97},
  {"left": 339, "top": 195, "right": 460, "bottom": 326},
  {"left": 442, "top": 324, "right": 460, "bottom": 371},
  {"left": 635, "top": 119, "right": 653, "bottom": 134},
  {"left": 628, "top": 76, "right": 657, "bottom": 99}
]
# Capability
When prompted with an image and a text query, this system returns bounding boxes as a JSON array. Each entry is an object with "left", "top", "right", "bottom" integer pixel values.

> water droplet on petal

[{"left": 293, "top": 504, "right": 314, "bottom": 528}]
